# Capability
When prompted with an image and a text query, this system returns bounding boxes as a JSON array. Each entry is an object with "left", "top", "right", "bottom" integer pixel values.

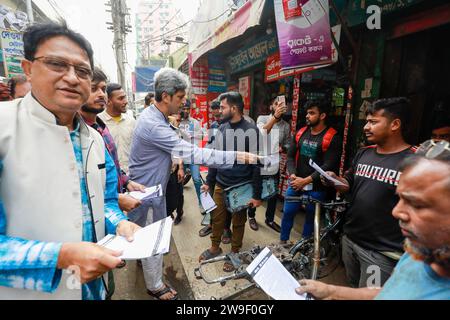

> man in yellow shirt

[{"left": 99, "top": 83, "right": 136, "bottom": 174}]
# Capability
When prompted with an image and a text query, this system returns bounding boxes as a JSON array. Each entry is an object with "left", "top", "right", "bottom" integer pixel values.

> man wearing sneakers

[{"left": 281, "top": 100, "right": 341, "bottom": 243}]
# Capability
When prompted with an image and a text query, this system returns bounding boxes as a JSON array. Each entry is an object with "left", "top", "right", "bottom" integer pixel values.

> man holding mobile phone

[{"left": 247, "top": 96, "right": 291, "bottom": 232}]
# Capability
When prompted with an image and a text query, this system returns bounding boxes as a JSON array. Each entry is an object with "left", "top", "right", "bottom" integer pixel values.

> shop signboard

[
  {"left": 238, "top": 76, "right": 252, "bottom": 116},
  {"left": 228, "top": 34, "right": 278, "bottom": 75},
  {"left": 208, "top": 54, "right": 227, "bottom": 93},
  {"left": 274, "top": 0, "right": 333, "bottom": 71},
  {"left": 1, "top": 29, "right": 24, "bottom": 77}
]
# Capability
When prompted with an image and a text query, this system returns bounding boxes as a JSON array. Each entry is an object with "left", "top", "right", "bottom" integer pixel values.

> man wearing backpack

[{"left": 281, "top": 100, "right": 341, "bottom": 243}]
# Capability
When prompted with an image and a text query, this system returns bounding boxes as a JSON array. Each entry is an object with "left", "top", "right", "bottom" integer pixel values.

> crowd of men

[{"left": 0, "top": 21, "right": 449, "bottom": 300}]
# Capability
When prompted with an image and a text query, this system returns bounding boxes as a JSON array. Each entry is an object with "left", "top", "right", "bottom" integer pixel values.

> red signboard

[{"left": 265, "top": 52, "right": 297, "bottom": 83}]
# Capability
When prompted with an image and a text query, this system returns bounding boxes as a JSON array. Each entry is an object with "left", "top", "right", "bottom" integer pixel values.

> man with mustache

[
  {"left": 296, "top": 140, "right": 450, "bottom": 299},
  {"left": 99, "top": 83, "right": 136, "bottom": 174},
  {"left": 281, "top": 100, "right": 341, "bottom": 242},
  {"left": 79, "top": 67, "right": 145, "bottom": 214},
  {"left": 323, "top": 98, "right": 417, "bottom": 288},
  {"left": 247, "top": 96, "right": 291, "bottom": 233},
  {"left": 0, "top": 22, "right": 140, "bottom": 300}
]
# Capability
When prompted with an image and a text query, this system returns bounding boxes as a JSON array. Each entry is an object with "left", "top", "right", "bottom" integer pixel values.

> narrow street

[{"left": 113, "top": 177, "right": 348, "bottom": 300}]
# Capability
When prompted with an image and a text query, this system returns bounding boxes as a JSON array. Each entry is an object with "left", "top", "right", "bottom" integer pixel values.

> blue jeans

[
  {"left": 185, "top": 164, "right": 202, "bottom": 205},
  {"left": 280, "top": 184, "right": 326, "bottom": 241}
]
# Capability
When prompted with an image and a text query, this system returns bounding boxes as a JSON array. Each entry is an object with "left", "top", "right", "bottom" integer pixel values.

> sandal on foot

[
  {"left": 147, "top": 285, "right": 178, "bottom": 301},
  {"left": 199, "top": 225, "right": 212, "bottom": 237},
  {"left": 198, "top": 248, "right": 223, "bottom": 262}
]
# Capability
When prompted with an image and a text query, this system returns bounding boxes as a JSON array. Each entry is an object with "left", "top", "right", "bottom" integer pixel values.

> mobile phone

[{"left": 277, "top": 95, "right": 286, "bottom": 105}]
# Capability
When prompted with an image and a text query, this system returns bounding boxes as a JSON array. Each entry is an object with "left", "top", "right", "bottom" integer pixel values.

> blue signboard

[
  {"left": 135, "top": 66, "right": 160, "bottom": 93},
  {"left": 208, "top": 54, "right": 227, "bottom": 93}
]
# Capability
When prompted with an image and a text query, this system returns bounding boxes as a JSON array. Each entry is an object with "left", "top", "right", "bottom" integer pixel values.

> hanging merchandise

[{"left": 339, "top": 86, "right": 353, "bottom": 177}]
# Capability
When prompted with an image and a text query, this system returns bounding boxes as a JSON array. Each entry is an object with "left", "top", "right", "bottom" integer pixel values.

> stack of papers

[
  {"left": 128, "top": 184, "right": 163, "bottom": 201},
  {"left": 200, "top": 191, "right": 217, "bottom": 214},
  {"left": 309, "top": 159, "right": 347, "bottom": 186},
  {"left": 246, "top": 247, "right": 307, "bottom": 300},
  {"left": 97, "top": 217, "right": 173, "bottom": 260}
]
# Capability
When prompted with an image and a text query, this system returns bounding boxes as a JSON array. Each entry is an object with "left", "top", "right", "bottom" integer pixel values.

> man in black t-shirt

[
  {"left": 281, "top": 100, "right": 341, "bottom": 242},
  {"left": 325, "top": 97, "right": 416, "bottom": 288}
]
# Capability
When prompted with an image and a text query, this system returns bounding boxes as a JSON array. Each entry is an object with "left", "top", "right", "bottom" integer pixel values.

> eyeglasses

[
  {"left": 417, "top": 140, "right": 450, "bottom": 159},
  {"left": 32, "top": 56, "right": 93, "bottom": 80}
]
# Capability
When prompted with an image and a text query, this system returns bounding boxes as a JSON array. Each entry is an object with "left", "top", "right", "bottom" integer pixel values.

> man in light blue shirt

[
  {"left": 128, "top": 68, "right": 259, "bottom": 300},
  {"left": 295, "top": 140, "right": 450, "bottom": 300}
]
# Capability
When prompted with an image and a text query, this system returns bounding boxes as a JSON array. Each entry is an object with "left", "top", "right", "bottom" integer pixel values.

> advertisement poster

[
  {"left": 265, "top": 24, "right": 341, "bottom": 83},
  {"left": 191, "top": 94, "right": 209, "bottom": 136},
  {"left": 274, "top": 0, "right": 333, "bottom": 70},
  {"left": 1, "top": 29, "right": 24, "bottom": 77},
  {"left": 189, "top": 54, "right": 209, "bottom": 95},
  {"left": 238, "top": 76, "right": 252, "bottom": 116}
]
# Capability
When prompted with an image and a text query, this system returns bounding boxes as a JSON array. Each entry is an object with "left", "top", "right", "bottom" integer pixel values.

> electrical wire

[{"left": 138, "top": 0, "right": 164, "bottom": 26}]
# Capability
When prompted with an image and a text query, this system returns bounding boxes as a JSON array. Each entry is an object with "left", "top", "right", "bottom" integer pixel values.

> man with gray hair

[{"left": 128, "top": 68, "right": 259, "bottom": 300}]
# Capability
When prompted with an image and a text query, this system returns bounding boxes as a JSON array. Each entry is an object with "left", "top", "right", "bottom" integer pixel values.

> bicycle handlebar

[{"left": 284, "top": 195, "right": 350, "bottom": 210}]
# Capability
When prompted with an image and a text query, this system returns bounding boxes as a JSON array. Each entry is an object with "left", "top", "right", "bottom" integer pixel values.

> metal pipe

[
  {"left": 26, "top": 0, "right": 34, "bottom": 23},
  {"left": 311, "top": 202, "right": 321, "bottom": 280}
]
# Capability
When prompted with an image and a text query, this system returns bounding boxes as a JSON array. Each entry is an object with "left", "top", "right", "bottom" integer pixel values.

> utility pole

[
  {"left": 106, "top": 0, "right": 132, "bottom": 90},
  {"left": 26, "top": 0, "right": 34, "bottom": 23}
]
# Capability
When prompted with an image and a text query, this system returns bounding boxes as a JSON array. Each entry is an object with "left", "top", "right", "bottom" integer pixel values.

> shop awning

[{"left": 189, "top": 0, "right": 266, "bottom": 66}]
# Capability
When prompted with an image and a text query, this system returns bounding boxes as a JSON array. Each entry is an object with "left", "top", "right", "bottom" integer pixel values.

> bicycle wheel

[{"left": 289, "top": 231, "right": 341, "bottom": 280}]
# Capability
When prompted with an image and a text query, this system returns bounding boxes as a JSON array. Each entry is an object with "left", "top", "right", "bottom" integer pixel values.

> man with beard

[
  {"left": 199, "top": 92, "right": 262, "bottom": 273},
  {"left": 99, "top": 83, "right": 136, "bottom": 174},
  {"left": 79, "top": 67, "right": 145, "bottom": 214},
  {"left": 296, "top": 139, "right": 450, "bottom": 299},
  {"left": 322, "top": 97, "right": 417, "bottom": 288},
  {"left": 281, "top": 100, "right": 341, "bottom": 243},
  {"left": 247, "top": 96, "right": 291, "bottom": 233}
]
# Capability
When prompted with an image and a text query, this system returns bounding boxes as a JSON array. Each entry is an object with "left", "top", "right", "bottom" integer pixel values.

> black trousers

[{"left": 165, "top": 170, "right": 184, "bottom": 218}]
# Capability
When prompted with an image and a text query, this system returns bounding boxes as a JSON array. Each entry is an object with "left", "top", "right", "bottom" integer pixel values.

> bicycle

[
  {"left": 283, "top": 196, "right": 349, "bottom": 281},
  {"left": 194, "top": 196, "right": 350, "bottom": 299}
]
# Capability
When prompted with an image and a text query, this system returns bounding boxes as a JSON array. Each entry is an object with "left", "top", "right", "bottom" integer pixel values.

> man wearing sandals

[
  {"left": 128, "top": 70, "right": 260, "bottom": 300},
  {"left": 199, "top": 92, "right": 263, "bottom": 273}
]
